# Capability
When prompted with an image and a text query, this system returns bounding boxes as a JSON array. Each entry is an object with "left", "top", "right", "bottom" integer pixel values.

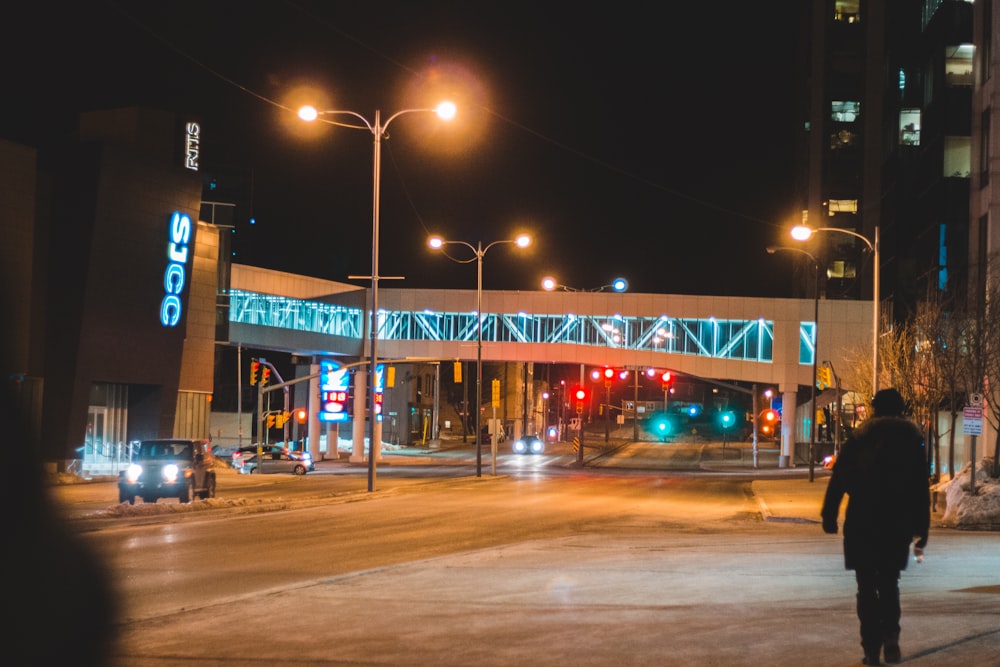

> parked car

[
  {"left": 236, "top": 449, "right": 313, "bottom": 475},
  {"left": 512, "top": 434, "right": 544, "bottom": 455},
  {"left": 118, "top": 438, "right": 217, "bottom": 504}
]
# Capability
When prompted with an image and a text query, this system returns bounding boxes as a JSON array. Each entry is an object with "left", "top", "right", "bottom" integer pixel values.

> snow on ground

[{"left": 934, "top": 459, "right": 1000, "bottom": 530}]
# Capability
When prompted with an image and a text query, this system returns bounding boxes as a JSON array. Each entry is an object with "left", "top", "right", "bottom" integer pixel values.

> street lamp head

[
  {"left": 428, "top": 236, "right": 444, "bottom": 250},
  {"left": 541, "top": 276, "right": 558, "bottom": 291},
  {"left": 790, "top": 225, "right": 814, "bottom": 242},
  {"left": 435, "top": 101, "right": 457, "bottom": 121},
  {"left": 514, "top": 234, "right": 531, "bottom": 248},
  {"left": 611, "top": 277, "right": 628, "bottom": 293},
  {"left": 298, "top": 105, "right": 319, "bottom": 122}
]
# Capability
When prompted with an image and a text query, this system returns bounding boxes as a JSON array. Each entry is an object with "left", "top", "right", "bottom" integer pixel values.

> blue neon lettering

[
  {"left": 160, "top": 212, "right": 192, "bottom": 327},
  {"left": 163, "top": 263, "right": 185, "bottom": 294},
  {"left": 160, "top": 295, "right": 182, "bottom": 327}
]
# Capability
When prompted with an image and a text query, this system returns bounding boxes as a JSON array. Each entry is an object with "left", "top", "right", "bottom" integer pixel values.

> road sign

[
  {"left": 963, "top": 406, "right": 983, "bottom": 435},
  {"left": 491, "top": 379, "right": 500, "bottom": 408}
]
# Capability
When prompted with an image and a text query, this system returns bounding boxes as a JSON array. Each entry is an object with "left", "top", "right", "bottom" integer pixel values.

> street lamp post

[
  {"left": 298, "top": 101, "right": 455, "bottom": 493},
  {"left": 768, "top": 246, "right": 820, "bottom": 482},
  {"left": 428, "top": 234, "right": 531, "bottom": 477},
  {"left": 543, "top": 276, "right": 629, "bottom": 449},
  {"left": 791, "top": 224, "right": 879, "bottom": 394}
]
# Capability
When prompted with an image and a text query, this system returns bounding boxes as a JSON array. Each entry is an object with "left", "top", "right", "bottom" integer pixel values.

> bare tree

[
  {"left": 931, "top": 297, "right": 974, "bottom": 481},
  {"left": 977, "top": 256, "right": 1000, "bottom": 478}
]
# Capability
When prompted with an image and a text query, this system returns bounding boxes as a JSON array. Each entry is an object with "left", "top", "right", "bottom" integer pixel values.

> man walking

[{"left": 821, "top": 388, "right": 930, "bottom": 665}]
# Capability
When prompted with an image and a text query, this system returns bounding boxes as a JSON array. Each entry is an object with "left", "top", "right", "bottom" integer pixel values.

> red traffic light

[
  {"left": 660, "top": 371, "right": 672, "bottom": 383},
  {"left": 574, "top": 387, "right": 587, "bottom": 401}
]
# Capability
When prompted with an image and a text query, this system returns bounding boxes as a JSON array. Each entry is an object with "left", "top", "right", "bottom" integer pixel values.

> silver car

[{"left": 237, "top": 450, "right": 312, "bottom": 475}]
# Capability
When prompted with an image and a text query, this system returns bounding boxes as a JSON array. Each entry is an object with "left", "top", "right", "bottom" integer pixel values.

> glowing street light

[
  {"left": 791, "top": 223, "right": 879, "bottom": 395},
  {"left": 541, "top": 276, "right": 628, "bottom": 293},
  {"left": 298, "top": 100, "right": 455, "bottom": 492},
  {"left": 428, "top": 233, "right": 531, "bottom": 477}
]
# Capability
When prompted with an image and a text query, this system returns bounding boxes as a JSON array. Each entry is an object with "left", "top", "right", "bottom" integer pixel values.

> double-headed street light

[
  {"left": 791, "top": 224, "right": 880, "bottom": 395},
  {"left": 299, "top": 101, "right": 456, "bottom": 492},
  {"left": 428, "top": 233, "right": 531, "bottom": 477},
  {"left": 541, "top": 276, "right": 628, "bottom": 293},
  {"left": 767, "top": 245, "right": 820, "bottom": 482}
]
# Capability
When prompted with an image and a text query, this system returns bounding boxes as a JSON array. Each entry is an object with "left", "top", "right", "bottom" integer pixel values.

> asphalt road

[{"left": 40, "top": 439, "right": 1000, "bottom": 666}]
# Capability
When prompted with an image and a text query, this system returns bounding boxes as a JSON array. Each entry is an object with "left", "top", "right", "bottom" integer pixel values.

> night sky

[{"left": 6, "top": 1, "right": 808, "bottom": 297}]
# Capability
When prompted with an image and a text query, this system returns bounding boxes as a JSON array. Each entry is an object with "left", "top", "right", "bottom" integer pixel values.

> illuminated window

[
  {"left": 899, "top": 108, "right": 921, "bottom": 146},
  {"left": 945, "top": 44, "right": 974, "bottom": 87},
  {"left": 828, "top": 200, "right": 858, "bottom": 215},
  {"left": 835, "top": 0, "right": 861, "bottom": 23},
  {"left": 831, "top": 101, "right": 860, "bottom": 123},
  {"left": 944, "top": 136, "right": 970, "bottom": 178},
  {"left": 830, "top": 129, "right": 859, "bottom": 150},
  {"left": 826, "top": 260, "right": 857, "bottom": 280}
]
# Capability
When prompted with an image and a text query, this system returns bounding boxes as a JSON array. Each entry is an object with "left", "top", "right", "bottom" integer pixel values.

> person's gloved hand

[{"left": 823, "top": 518, "right": 838, "bottom": 534}]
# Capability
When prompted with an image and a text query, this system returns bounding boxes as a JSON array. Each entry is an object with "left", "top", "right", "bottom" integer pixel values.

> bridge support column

[
  {"left": 351, "top": 370, "right": 366, "bottom": 463},
  {"left": 779, "top": 387, "right": 797, "bottom": 468}
]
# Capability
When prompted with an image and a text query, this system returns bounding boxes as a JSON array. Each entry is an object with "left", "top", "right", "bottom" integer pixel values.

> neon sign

[
  {"left": 184, "top": 122, "right": 200, "bottom": 171},
  {"left": 160, "top": 211, "right": 191, "bottom": 327}
]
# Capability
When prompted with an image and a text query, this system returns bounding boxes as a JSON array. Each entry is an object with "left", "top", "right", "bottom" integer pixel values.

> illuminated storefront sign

[
  {"left": 319, "top": 360, "right": 350, "bottom": 423},
  {"left": 374, "top": 364, "right": 385, "bottom": 422},
  {"left": 160, "top": 211, "right": 191, "bottom": 327},
  {"left": 184, "top": 122, "right": 200, "bottom": 171}
]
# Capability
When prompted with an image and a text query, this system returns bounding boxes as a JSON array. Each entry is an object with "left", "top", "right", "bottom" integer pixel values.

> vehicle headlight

[
  {"left": 513, "top": 439, "right": 526, "bottom": 454},
  {"left": 126, "top": 464, "right": 142, "bottom": 483},
  {"left": 162, "top": 463, "right": 180, "bottom": 483},
  {"left": 529, "top": 439, "right": 544, "bottom": 454}
]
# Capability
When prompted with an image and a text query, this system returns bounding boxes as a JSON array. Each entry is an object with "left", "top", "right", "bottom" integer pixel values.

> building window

[
  {"left": 980, "top": 109, "right": 991, "bottom": 187},
  {"left": 831, "top": 101, "right": 860, "bottom": 123},
  {"left": 943, "top": 136, "right": 970, "bottom": 178},
  {"left": 899, "top": 108, "right": 921, "bottom": 146},
  {"left": 945, "top": 44, "right": 974, "bottom": 88},
  {"left": 835, "top": 1, "right": 861, "bottom": 23},
  {"left": 828, "top": 199, "right": 858, "bottom": 215},
  {"left": 830, "top": 129, "right": 859, "bottom": 150},
  {"left": 826, "top": 260, "right": 857, "bottom": 280}
]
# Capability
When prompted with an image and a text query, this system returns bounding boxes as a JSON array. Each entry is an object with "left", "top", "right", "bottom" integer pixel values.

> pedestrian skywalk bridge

[{"left": 228, "top": 288, "right": 804, "bottom": 365}]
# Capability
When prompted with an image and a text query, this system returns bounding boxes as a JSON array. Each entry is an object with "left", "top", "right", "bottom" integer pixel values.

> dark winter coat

[{"left": 821, "top": 416, "right": 930, "bottom": 571}]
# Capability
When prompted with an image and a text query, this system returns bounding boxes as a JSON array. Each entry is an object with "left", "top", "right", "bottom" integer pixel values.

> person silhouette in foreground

[{"left": 821, "top": 388, "right": 930, "bottom": 665}]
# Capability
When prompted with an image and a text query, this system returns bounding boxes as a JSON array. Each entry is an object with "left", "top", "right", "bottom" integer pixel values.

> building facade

[{"left": 3, "top": 108, "right": 220, "bottom": 470}]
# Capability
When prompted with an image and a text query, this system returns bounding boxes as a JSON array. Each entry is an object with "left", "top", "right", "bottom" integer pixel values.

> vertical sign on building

[
  {"left": 159, "top": 211, "right": 192, "bottom": 327},
  {"left": 184, "top": 122, "right": 200, "bottom": 171}
]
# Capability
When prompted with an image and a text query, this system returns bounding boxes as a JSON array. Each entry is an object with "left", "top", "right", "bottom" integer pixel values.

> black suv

[{"left": 118, "top": 438, "right": 217, "bottom": 504}]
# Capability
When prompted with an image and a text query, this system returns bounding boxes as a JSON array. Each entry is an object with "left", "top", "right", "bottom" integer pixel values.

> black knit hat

[{"left": 871, "top": 388, "right": 906, "bottom": 417}]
